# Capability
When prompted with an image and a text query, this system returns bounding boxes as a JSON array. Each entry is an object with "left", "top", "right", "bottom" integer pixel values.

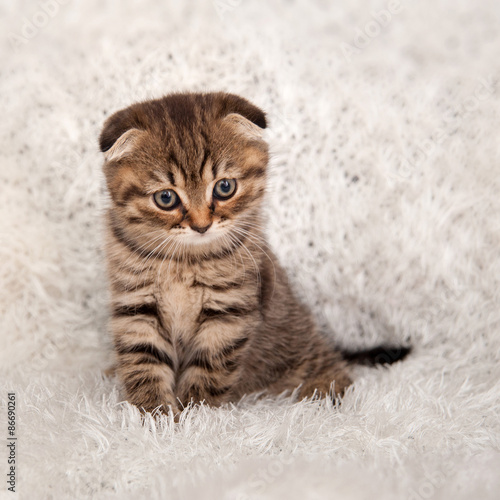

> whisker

[
  {"left": 111, "top": 230, "right": 173, "bottom": 290},
  {"left": 230, "top": 225, "right": 277, "bottom": 299},
  {"left": 111, "top": 229, "right": 166, "bottom": 273},
  {"left": 223, "top": 231, "right": 245, "bottom": 281},
  {"left": 155, "top": 236, "right": 181, "bottom": 286},
  {"left": 228, "top": 229, "right": 261, "bottom": 290}
]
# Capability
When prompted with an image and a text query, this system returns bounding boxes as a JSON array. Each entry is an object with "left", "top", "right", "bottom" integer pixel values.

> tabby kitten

[{"left": 99, "top": 92, "right": 409, "bottom": 413}]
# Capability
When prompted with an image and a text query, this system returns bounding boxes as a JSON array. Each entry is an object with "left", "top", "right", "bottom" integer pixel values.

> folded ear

[
  {"left": 99, "top": 107, "right": 135, "bottom": 152},
  {"left": 99, "top": 106, "right": 146, "bottom": 162},
  {"left": 218, "top": 93, "right": 267, "bottom": 130},
  {"left": 221, "top": 112, "right": 265, "bottom": 141},
  {"left": 102, "top": 127, "right": 144, "bottom": 162}
]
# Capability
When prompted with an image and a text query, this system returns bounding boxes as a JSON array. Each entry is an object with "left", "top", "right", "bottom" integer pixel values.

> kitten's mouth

[{"left": 183, "top": 229, "right": 221, "bottom": 246}]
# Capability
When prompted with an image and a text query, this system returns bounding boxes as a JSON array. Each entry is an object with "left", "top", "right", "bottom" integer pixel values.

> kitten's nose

[{"left": 190, "top": 223, "right": 212, "bottom": 234}]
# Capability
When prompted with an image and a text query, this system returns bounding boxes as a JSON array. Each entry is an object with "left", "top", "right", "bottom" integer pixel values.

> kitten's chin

[
  {"left": 162, "top": 226, "right": 240, "bottom": 258},
  {"left": 180, "top": 229, "right": 225, "bottom": 249}
]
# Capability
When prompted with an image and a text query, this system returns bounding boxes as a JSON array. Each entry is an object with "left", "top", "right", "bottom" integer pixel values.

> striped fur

[{"left": 100, "top": 92, "right": 406, "bottom": 414}]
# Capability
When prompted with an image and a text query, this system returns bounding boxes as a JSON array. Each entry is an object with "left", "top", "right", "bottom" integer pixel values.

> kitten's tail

[{"left": 341, "top": 345, "right": 412, "bottom": 366}]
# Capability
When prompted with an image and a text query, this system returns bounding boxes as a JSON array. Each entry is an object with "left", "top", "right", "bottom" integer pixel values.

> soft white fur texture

[{"left": 1, "top": 0, "right": 500, "bottom": 498}]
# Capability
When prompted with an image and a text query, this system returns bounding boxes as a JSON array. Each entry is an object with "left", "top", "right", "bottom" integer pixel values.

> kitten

[{"left": 99, "top": 92, "right": 410, "bottom": 413}]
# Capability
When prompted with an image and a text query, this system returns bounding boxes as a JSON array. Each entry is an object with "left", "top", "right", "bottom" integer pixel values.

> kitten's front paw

[
  {"left": 126, "top": 391, "right": 179, "bottom": 417},
  {"left": 138, "top": 404, "right": 180, "bottom": 423},
  {"left": 118, "top": 364, "right": 178, "bottom": 416}
]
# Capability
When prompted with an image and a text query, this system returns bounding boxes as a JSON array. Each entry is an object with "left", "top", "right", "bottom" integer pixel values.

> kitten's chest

[
  {"left": 157, "top": 267, "right": 202, "bottom": 340},
  {"left": 156, "top": 257, "right": 258, "bottom": 354}
]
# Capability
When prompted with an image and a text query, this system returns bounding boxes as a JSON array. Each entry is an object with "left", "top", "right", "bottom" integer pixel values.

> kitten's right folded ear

[{"left": 99, "top": 107, "right": 145, "bottom": 162}]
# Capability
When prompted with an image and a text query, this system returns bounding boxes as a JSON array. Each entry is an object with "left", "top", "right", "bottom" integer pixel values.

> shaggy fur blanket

[{"left": 1, "top": 0, "right": 499, "bottom": 498}]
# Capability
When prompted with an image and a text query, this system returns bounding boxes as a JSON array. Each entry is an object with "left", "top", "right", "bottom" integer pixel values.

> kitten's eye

[
  {"left": 213, "top": 179, "right": 237, "bottom": 199},
  {"left": 153, "top": 190, "right": 179, "bottom": 210}
]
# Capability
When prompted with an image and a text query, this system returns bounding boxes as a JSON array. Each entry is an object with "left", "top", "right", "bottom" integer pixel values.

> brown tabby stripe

[
  {"left": 126, "top": 217, "right": 143, "bottom": 225},
  {"left": 218, "top": 335, "right": 249, "bottom": 356},
  {"left": 198, "top": 149, "right": 210, "bottom": 177},
  {"left": 211, "top": 160, "right": 219, "bottom": 179},
  {"left": 191, "top": 279, "right": 244, "bottom": 291},
  {"left": 116, "top": 341, "right": 174, "bottom": 368},
  {"left": 124, "top": 373, "right": 163, "bottom": 394},
  {"left": 240, "top": 167, "right": 266, "bottom": 180},
  {"left": 128, "top": 354, "right": 164, "bottom": 366},
  {"left": 232, "top": 189, "right": 266, "bottom": 213},
  {"left": 188, "top": 352, "right": 240, "bottom": 373},
  {"left": 113, "top": 302, "right": 159, "bottom": 318},
  {"left": 206, "top": 385, "right": 232, "bottom": 397},
  {"left": 183, "top": 336, "right": 248, "bottom": 371},
  {"left": 199, "top": 127, "right": 210, "bottom": 148},
  {"left": 167, "top": 149, "right": 181, "bottom": 169},
  {"left": 177, "top": 166, "right": 189, "bottom": 183},
  {"left": 108, "top": 254, "right": 153, "bottom": 276},
  {"left": 167, "top": 171, "right": 176, "bottom": 185},
  {"left": 120, "top": 184, "right": 144, "bottom": 205},
  {"left": 109, "top": 221, "right": 151, "bottom": 257},
  {"left": 187, "top": 354, "right": 213, "bottom": 371},
  {"left": 111, "top": 277, "right": 154, "bottom": 292},
  {"left": 198, "top": 305, "right": 256, "bottom": 322}
]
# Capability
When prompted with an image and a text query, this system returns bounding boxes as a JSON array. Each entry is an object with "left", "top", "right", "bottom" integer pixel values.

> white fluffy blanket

[{"left": 1, "top": 0, "right": 499, "bottom": 498}]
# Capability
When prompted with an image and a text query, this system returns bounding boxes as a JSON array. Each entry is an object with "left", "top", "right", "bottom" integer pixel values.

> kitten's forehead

[
  {"left": 154, "top": 109, "right": 260, "bottom": 186},
  {"left": 161, "top": 138, "right": 256, "bottom": 194},
  {"left": 165, "top": 147, "right": 215, "bottom": 198},
  {"left": 160, "top": 127, "right": 216, "bottom": 187}
]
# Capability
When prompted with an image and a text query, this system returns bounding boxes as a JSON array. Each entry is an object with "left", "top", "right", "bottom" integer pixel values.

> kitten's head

[{"left": 99, "top": 92, "right": 268, "bottom": 259}]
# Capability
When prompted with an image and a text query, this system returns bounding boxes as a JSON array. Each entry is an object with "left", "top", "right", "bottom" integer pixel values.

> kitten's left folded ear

[
  {"left": 219, "top": 93, "right": 267, "bottom": 130},
  {"left": 218, "top": 94, "right": 267, "bottom": 141},
  {"left": 221, "top": 94, "right": 267, "bottom": 137}
]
